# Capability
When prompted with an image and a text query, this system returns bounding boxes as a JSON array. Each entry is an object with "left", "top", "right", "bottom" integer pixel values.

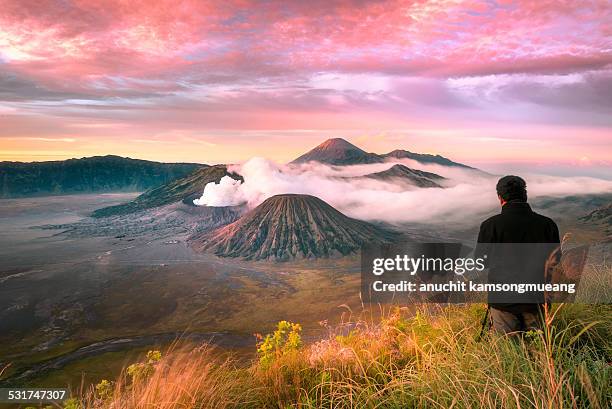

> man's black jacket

[{"left": 476, "top": 201, "right": 560, "bottom": 313}]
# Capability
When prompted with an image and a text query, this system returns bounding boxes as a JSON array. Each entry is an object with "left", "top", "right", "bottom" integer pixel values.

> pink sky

[{"left": 0, "top": 0, "right": 610, "bottom": 175}]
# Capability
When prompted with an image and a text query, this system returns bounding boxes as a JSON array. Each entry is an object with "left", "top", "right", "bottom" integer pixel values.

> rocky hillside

[
  {"left": 92, "top": 165, "right": 242, "bottom": 217},
  {"left": 0, "top": 155, "right": 200, "bottom": 198},
  {"left": 580, "top": 202, "right": 612, "bottom": 242},
  {"left": 363, "top": 164, "right": 445, "bottom": 188},
  {"left": 191, "top": 194, "right": 399, "bottom": 261},
  {"left": 49, "top": 202, "right": 244, "bottom": 239}
]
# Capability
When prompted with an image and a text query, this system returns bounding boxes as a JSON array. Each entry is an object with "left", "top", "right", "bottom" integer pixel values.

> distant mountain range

[
  {"left": 191, "top": 194, "right": 399, "bottom": 261},
  {"left": 89, "top": 138, "right": 462, "bottom": 217},
  {"left": 1, "top": 138, "right": 472, "bottom": 201},
  {"left": 363, "top": 164, "right": 445, "bottom": 188},
  {"left": 291, "top": 138, "right": 474, "bottom": 169},
  {"left": 92, "top": 165, "right": 241, "bottom": 218},
  {"left": 0, "top": 155, "right": 200, "bottom": 198}
]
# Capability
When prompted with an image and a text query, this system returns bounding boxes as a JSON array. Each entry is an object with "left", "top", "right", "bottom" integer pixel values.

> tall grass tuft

[{"left": 79, "top": 345, "right": 258, "bottom": 409}]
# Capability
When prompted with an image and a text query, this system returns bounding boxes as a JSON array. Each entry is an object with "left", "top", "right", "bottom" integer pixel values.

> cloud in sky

[{"left": 0, "top": 0, "right": 610, "bottom": 168}]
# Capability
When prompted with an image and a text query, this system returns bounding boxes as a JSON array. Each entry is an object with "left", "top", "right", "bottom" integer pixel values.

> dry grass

[
  {"left": 575, "top": 260, "right": 612, "bottom": 304},
  {"left": 78, "top": 345, "right": 257, "bottom": 409},
  {"left": 74, "top": 265, "right": 612, "bottom": 409}
]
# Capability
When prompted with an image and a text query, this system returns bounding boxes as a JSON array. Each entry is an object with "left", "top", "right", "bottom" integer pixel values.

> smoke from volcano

[
  {"left": 192, "top": 157, "right": 612, "bottom": 225},
  {"left": 193, "top": 175, "right": 245, "bottom": 206}
]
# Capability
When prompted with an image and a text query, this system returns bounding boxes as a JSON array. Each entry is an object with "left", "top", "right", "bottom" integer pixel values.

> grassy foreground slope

[{"left": 70, "top": 306, "right": 610, "bottom": 408}]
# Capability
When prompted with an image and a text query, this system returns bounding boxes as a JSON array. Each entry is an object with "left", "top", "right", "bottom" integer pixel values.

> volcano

[
  {"left": 290, "top": 138, "right": 382, "bottom": 165},
  {"left": 290, "top": 137, "right": 476, "bottom": 170},
  {"left": 191, "top": 194, "right": 398, "bottom": 261},
  {"left": 364, "top": 164, "right": 445, "bottom": 188},
  {"left": 93, "top": 165, "right": 242, "bottom": 217}
]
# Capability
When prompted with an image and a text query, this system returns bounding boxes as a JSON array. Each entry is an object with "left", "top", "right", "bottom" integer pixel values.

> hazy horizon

[{"left": 3, "top": 137, "right": 611, "bottom": 180}]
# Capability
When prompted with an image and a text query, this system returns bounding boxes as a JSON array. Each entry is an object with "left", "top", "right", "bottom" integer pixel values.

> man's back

[
  {"left": 478, "top": 201, "right": 560, "bottom": 244},
  {"left": 477, "top": 176, "right": 562, "bottom": 334},
  {"left": 477, "top": 201, "right": 561, "bottom": 318}
]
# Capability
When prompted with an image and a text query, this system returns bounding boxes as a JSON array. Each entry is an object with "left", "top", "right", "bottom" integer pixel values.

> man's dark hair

[{"left": 496, "top": 175, "right": 527, "bottom": 202}]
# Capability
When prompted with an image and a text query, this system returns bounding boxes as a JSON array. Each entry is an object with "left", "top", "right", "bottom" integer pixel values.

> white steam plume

[
  {"left": 192, "top": 157, "right": 612, "bottom": 225},
  {"left": 193, "top": 176, "right": 245, "bottom": 206}
]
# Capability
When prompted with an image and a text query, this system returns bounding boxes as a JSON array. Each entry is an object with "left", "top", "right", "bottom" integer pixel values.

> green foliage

[
  {"left": 319, "top": 370, "right": 331, "bottom": 385},
  {"left": 146, "top": 349, "right": 162, "bottom": 363},
  {"left": 257, "top": 320, "right": 302, "bottom": 367},
  {"left": 62, "top": 397, "right": 81, "bottom": 409},
  {"left": 408, "top": 309, "right": 444, "bottom": 344},
  {"left": 126, "top": 349, "right": 162, "bottom": 382},
  {"left": 335, "top": 329, "right": 358, "bottom": 345},
  {"left": 95, "top": 379, "right": 113, "bottom": 400}
]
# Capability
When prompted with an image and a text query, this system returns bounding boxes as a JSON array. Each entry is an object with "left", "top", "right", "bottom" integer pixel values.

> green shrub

[
  {"left": 62, "top": 397, "right": 81, "bottom": 409},
  {"left": 257, "top": 320, "right": 302, "bottom": 368},
  {"left": 126, "top": 349, "right": 162, "bottom": 382},
  {"left": 94, "top": 379, "right": 112, "bottom": 400}
]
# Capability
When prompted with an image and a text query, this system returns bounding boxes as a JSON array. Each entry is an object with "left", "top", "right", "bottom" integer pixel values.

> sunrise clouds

[{"left": 0, "top": 0, "right": 610, "bottom": 175}]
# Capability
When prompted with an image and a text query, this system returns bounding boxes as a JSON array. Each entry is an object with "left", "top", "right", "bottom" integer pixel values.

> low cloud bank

[{"left": 193, "top": 158, "right": 612, "bottom": 225}]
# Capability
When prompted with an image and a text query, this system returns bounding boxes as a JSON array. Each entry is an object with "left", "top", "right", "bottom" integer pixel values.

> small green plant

[
  {"left": 95, "top": 379, "right": 113, "bottom": 400},
  {"left": 63, "top": 397, "right": 81, "bottom": 409},
  {"left": 335, "top": 329, "right": 358, "bottom": 346},
  {"left": 126, "top": 350, "right": 162, "bottom": 381},
  {"left": 524, "top": 328, "right": 543, "bottom": 340},
  {"left": 257, "top": 320, "right": 302, "bottom": 367}
]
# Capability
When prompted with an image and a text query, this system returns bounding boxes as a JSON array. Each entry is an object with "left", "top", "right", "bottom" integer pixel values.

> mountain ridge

[
  {"left": 381, "top": 149, "right": 474, "bottom": 169},
  {"left": 364, "top": 164, "right": 445, "bottom": 188},
  {"left": 91, "top": 165, "right": 242, "bottom": 218},
  {"left": 0, "top": 155, "right": 201, "bottom": 198},
  {"left": 290, "top": 138, "right": 473, "bottom": 169}
]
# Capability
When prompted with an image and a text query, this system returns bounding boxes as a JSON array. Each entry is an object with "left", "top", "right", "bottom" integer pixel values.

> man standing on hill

[{"left": 477, "top": 175, "right": 561, "bottom": 335}]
